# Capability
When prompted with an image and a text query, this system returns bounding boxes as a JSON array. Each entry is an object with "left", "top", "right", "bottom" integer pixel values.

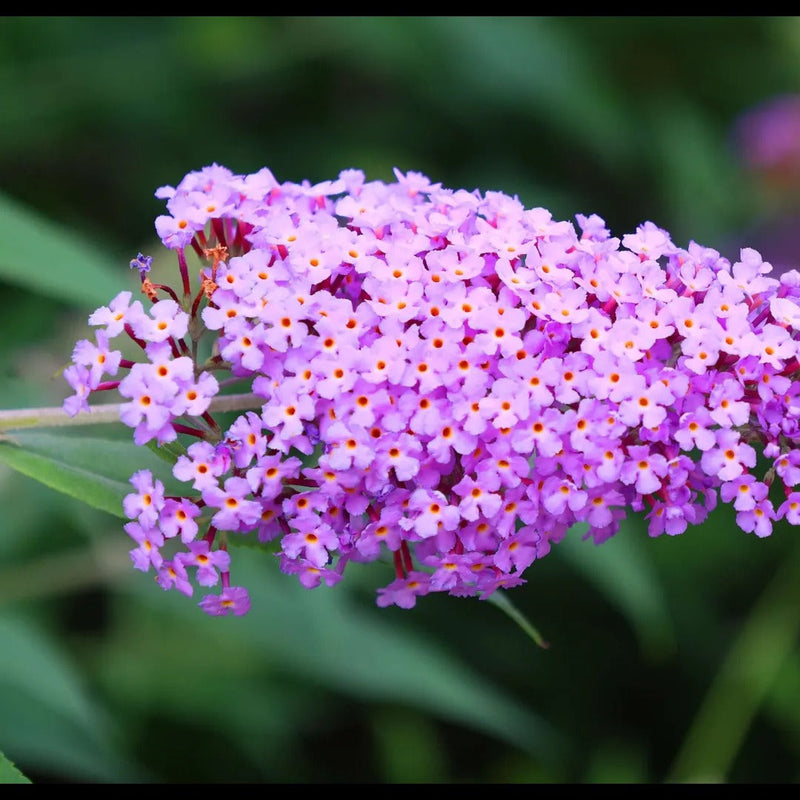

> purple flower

[
  {"left": 493, "top": 527, "right": 550, "bottom": 574},
  {"left": 118, "top": 367, "right": 176, "bottom": 445},
  {"left": 700, "top": 430, "right": 757, "bottom": 482},
  {"left": 62, "top": 161, "right": 800, "bottom": 617},
  {"left": 155, "top": 212, "right": 202, "bottom": 250},
  {"left": 123, "top": 469, "right": 165, "bottom": 527},
  {"left": 132, "top": 299, "right": 189, "bottom": 343},
  {"left": 736, "top": 498, "right": 777, "bottom": 538},
  {"left": 62, "top": 364, "right": 94, "bottom": 417},
  {"left": 225, "top": 411, "right": 269, "bottom": 469},
  {"left": 400, "top": 488, "right": 461, "bottom": 540},
  {"left": 159, "top": 498, "right": 202, "bottom": 544},
  {"left": 170, "top": 371, "right": 219, "bottom": 417},
  {"left": 424, "top": 551, "right": 488, "bottom": 592},
  {"left": 198, "top": 586, "right": 251, "bottom": 616},
  {"left": 156, "top": 558, "right": 194, "bottom": 596},
  {"left": 71, "top": 330, "right": 122, "bottom": 387},
  {"left": 88, "top": 290, "right": 145, "bottom": 337},
  {"left": 778, "top": 492, "right": 800, "bottom": 524},
  {"left": 173, "top": 441, "right": 230, "bottom": 491},
  {"left": 178, "top": 541, "right": 231, "bottom": 587},
  {"left": 279, "top": 553, "right": 344, "bottom": 589},
  {"left": 620, "top": 446, "right": 669, "bottom": 495},
  {"left": 260, "top": 381, "right": 316, "bottom": 451},
  {"left": 130, "top": 252, "right": 153, "bottom": 277},
  {"left": 281, "top": 520, "right": 339, "bottom": 568},
  {"left": 376, "top": 571, "right": 431, "bottom": 609},
  {"left": 124, "top": 520, "right": 164, "bottom": 572},
  {"left": 202, "top": 476, "right": 263, "bottom": 532}
]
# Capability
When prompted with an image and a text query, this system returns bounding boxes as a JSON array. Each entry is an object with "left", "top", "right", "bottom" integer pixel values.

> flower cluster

[{"left": 63, "top": 163, "right": 800, "bottom": 616}]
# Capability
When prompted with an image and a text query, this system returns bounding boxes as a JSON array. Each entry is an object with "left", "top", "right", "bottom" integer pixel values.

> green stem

[{"left": 0, "top": 392, "right": 264, "bottom": 432}]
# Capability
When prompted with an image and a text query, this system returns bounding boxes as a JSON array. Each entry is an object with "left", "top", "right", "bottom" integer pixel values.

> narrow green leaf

[
  {"left": 121, "top": 553, "right": 572, "bottom": 764},
  {"left": 0, "top": 750, "right": 31, "bottom": 784},
  {"left": 0, "top": 189, "right": 126, "bottom": 309},
  {"left": 0, "top": 614, "right": 146, "bottom": 782},
  {"left": 558, "top": 520, "right": 676, "bottom": 660},
  {"left": 0, "top": 431, "right": 184, "bottom": 518},
  {"left": 486, "top": 590, "right": 550, "bottom": 649},
  {"left": 667, "top": 541, "right": 800, "bottom": 783},
  {"left": 146, "top": 437, "right": 187, "bottom": 467}
]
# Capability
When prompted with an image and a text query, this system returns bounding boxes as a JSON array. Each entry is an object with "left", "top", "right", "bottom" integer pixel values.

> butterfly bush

[{"left": 62, "top": 163, "right": 800, "bottom": 616}]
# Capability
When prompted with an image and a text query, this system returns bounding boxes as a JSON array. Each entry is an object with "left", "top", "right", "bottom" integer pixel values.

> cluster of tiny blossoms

[{"left": 63, "top": 163, "right": 800, "bottom": 616}]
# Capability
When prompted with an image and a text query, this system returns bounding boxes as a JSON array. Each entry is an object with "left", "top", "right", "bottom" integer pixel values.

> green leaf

[
  {"left": 146, "top": 437, "right": 187, "bottom": 467},
  {"left": 369, "top": 706, "right": 449, "bottom": 782},
  {"left": 0, "top": 614, "right": 146, "bottom": 782},
  {"left": 0, "top": 750, "right": 31, "bottom": 784},
  {"left": 558, "top": 519, "right": 676, "bottom": 660},
  {"left": 0, "top": 189, "right": 126, "bottom": 309},
  {"left": 0, "top": 430, "right": 185, "bottom": 518},
  {"left": 118, "top": 552, "right": 572, "bottom": 766},
  {"left": 667, "top": 541, "right": 800, "bottom": 782},
  {"left": 486, "top": 590, "right": 550, "bottom": 649}
]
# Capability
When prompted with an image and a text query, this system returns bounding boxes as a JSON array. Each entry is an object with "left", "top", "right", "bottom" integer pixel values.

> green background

[{"left": 1, "top": 16, "right": 800, "bottom": 783}]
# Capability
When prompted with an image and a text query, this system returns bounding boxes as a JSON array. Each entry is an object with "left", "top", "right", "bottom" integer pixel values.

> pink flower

[
  {"left": 199, "top": 586, "right": 251, "bottom": 616},
  {"left": 178, "top": 541, "right": 231, "bottom": 587},
  {"left": 701, "top": 430, "right": 757, "bottom": 482},
  {"left": 64, "top": 161, "right": 800, "bottom": 617}
]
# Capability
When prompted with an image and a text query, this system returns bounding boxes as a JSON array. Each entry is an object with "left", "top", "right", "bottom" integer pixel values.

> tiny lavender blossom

[{"left": 62, "top": 162, "right": 800, "bottom": 617}]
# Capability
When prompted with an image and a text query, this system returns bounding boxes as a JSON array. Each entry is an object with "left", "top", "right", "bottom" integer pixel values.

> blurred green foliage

[{"left": 1, "top": 16, "right": 800, "bottom": 783}]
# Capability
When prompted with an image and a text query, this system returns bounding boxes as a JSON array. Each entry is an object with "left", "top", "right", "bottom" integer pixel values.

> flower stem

[{"left": 0, "top": 392, "right": 264, "bottom": 432}]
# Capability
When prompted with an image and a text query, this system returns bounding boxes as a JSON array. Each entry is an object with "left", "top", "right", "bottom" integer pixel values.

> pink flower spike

[{"left": 62, "top": 161, "right": 800, "bottom": 617}]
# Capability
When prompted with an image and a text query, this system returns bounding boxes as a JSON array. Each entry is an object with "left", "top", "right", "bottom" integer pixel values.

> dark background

[{"left": 1, "top": 16, "right": 799, "bottom": 783}]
